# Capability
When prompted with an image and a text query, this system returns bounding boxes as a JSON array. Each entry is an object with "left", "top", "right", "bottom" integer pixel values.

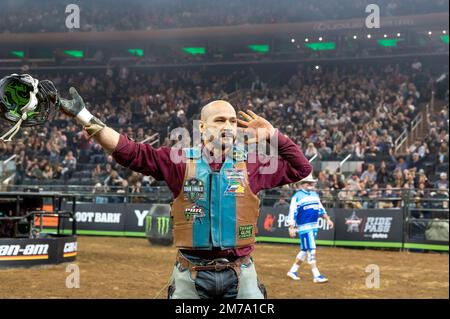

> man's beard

[
  {"left": 203, "top": 130, "right": 236, "bottom": 161},
  {"left": 207, "top": 130, "right": 235, "bottom": 149}
]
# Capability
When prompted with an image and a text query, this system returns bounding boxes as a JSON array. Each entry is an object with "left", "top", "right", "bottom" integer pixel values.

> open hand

[{"left": 237, "top": 110, "right": 276, "bottom": 144}]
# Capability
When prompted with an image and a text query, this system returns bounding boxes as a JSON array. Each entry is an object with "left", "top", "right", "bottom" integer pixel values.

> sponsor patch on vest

[
  {"left": 183, "top": 205, "right": 205, "bottom": 222},
  {"left": 225, "top": 169, "right": 245, "bottom": 180},
  {"left": 233, "top": 149, "right": 247, "bottom": 161},
  {"left": 183, "top": 178, "right": 205, "bottom": 202},
  {"left": 224, "top": 180, "right": 245, "bottom": 196},
  {"left": 238, "top": 225, "right": 253, "bottom": 239}
]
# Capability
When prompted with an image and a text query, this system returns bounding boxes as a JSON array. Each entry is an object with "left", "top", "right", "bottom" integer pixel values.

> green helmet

[{"left": 0, "top": 74, "right": 59, "bottom": 141}]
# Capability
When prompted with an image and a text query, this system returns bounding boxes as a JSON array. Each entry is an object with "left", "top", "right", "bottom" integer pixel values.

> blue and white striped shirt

[{"left": 287, "top": 189, "right": 326, "bottom": 234}]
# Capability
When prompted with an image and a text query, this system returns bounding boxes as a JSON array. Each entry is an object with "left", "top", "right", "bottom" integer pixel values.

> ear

[{"left": 199, "top": 120, "right": 206, "bottom": 134}]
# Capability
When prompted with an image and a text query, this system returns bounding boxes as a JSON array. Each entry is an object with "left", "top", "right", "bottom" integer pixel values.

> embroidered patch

[
  {"left": 233, "top": 149, "right": 247, "bottom": 161},
  {"left": 225, "top": 169, "right": 245, "bottom": 180},
  {"left": 238, "top": 225, "right": 253, "bottom": 239},
  {"left": 183, "top": 178, "right": 205, "bottom": 202},
  {"left": 224, "top": 180, "right": 245, "bottom": 195},
  {"left": 183, "top": 205, "right": 205, "bottom": 222}
]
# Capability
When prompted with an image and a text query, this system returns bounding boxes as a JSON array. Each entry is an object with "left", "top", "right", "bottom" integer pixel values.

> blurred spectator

[
  {"left": 435, "top": 173, "right": 449, "bottom": 189},
  {"left": 93, "top": 183, "right": 109, "bottom": 204},
  {"left": 379, "top": 184, "right": 399, "bottom": 209},
  {"left": 360, "top": 164, "right": 377, "bottom": 184},
  {"left": 304, "top": 142, "right": 318, "bottom": 158},
  {"left": 104, "top": 170, "right": 125, "bottom": 189},
  {"left": 376, "top": 161, "right": 391, "bottom": 187},
  {"left": 273, "top": 196, "right": 290, "bottom": 208},
  {"left": 61, "top": 151, "right": 77, "bottom": 181}
]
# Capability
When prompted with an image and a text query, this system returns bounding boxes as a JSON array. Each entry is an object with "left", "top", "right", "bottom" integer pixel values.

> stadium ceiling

[{"left": 0, "top": 13, "right": 448, "bottom": 46}]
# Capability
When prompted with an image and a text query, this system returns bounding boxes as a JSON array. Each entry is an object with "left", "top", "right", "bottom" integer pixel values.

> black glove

[{"left": 59, "top": 86, "right": 106, "bottom": 137}]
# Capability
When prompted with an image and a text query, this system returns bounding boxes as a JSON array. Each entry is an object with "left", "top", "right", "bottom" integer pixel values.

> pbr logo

[
  {"left": 184, "top": 205, "right": 205, "bottom": 223},
  {"left": 345, "top": 211, "right": 363, "bottom": 232},
  {"left": 183, "top": 178, "right": 205, "bottom": 202}
]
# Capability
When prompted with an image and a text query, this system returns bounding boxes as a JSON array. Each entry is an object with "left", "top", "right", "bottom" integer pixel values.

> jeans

[{"left": 168, "top": 252, "right": 266, "bottom": 299}]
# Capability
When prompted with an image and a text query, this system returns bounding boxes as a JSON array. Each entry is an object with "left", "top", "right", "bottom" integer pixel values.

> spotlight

[
  {"left": 305, "top": 38, "right": 309, "bottom": 42},
  {"left": 291, "top": 38, "right": 295, "bottom": 43},
  {"left": 383, "top": 34, "right": 387, "bottom": 38},
  {"left": 443, "top": 30, "right": 447, "bottom": 34},
  {"left": 397, "top": 32, "right": 401, "bottom": 37},
  {"left": 315, "top": 65, "right": 320, "bottom": 70},
  {"left": 318, "top": 37, "right": 323, "bottom": 41},
  {"left": 367, "top": 34, "right": 372, "bottom": 39},
  {"left": 428, "top": 31, "right": 433, "bottom": 35},
  {"left": 353, "top": 35, "right": 358, "bottom": 39}
]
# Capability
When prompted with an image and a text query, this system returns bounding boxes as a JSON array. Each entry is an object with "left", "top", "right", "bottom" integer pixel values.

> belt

[{"left": 176, "top": 251, "right": 251, "bottom": 280}]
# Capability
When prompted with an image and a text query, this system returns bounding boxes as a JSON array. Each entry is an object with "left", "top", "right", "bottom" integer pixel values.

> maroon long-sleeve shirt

[{"left": 112, "top": 130, "right": 312, "bottom": 259}]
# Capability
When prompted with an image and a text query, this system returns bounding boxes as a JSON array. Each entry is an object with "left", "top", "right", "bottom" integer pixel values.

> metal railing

[
  {"left": 409, "top": 112, "right": 424, "bottom": 143},
  {"left": 394, "top": 128, "right": 408, "bottom": 154},
  {"left": 140, "top": 132, "right": 160, "bottom": 146},
  {"left": 394, "top": 102, "right": 428, "bottom": 155},
  {"left": 0, "top": 154, "right": 17, "bottom": 185}
]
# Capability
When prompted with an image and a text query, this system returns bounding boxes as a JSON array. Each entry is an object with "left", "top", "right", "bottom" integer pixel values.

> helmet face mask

[
  {"left": 0, "top": 74, "right": 38, "bottom": 123},
  {"left": 0, "top": 74, "right": 59, "bottom": 141}
]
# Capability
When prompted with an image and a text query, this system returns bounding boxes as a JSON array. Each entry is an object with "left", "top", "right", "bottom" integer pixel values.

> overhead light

[
  {"left": 397, "top": 33, "right": 401, "bottom": 37},
  {"left": 383, "top": 34, "right": 388, "bottom": 38},
  {"left": 428, "top": 31, "right": 433, "bottom": 35},
  {"left": 305, "top": 38, "right": 309, "bottom": 42},
  {"left": 367, "top": 34, "right": 372, "bottom": 39},
  {"left": 443, "top": 30, "right": 447, "bottom": 34},
  {"left": 315, "top": 65, "right": 320, "bottom": 70},
  {"left": 353, "top": 35, "right": 358, "bottom": 39},
  {"left": 318, "top": 37, "right": 323, "bottom": 41},
  {"left": 291, "top": 38, "right": 295, "bottom": 43}
]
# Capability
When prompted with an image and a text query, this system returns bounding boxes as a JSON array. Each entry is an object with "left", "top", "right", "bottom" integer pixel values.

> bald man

[{"left": 60, "top": 88, "right": 312, "bottom": 299}]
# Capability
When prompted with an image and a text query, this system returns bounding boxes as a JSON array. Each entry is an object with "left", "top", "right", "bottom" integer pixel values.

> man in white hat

[{"left": 286, "top": 173, "right": 334, "bottom": 283}]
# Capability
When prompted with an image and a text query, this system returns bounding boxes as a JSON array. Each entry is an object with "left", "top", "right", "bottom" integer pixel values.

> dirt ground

[{"left": 0, "top": 236, "right": 448, "bottom": 299}]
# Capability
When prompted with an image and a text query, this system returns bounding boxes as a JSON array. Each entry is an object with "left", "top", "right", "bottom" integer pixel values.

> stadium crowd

[
  {"left": 0, "top": 60, "right": 448, "bottom": 210},
  {"left": 1, "top": 0, "right": 448, "bottom": 33}
]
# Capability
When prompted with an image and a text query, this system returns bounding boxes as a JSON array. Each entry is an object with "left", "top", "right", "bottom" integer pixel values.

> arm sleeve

[
  {"left": 249, "top": 131, "right": 312, "bottom": 193},
  {"left": 111, "top": 134, "right": 186, "bottom": 197},
  {"left": 287, "top": 194, "right": 298, "bottom": 226},
  {"left": 318, "top": 196, "right": 327, "bottom": 216}
]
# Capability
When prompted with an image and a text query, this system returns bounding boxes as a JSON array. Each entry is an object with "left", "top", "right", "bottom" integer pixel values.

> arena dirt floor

[{"left": 1, "top": 236, "right": 448, "bottom": 299}]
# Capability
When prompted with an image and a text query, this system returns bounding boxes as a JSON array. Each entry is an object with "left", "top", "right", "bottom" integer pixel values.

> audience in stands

[
  {"left": 0, "top": 62, "right": 448, "bottom": 202},
  {"left": 1, "top": 0, "right": 447, "bottom": 33}
]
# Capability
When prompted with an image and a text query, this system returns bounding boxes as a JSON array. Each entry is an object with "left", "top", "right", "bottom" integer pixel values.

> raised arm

[
  {"left": 59, "top": 87, "right": 185, "bottom": 196},
  {"left": 59, "top": 87, "right": 120, "bottom": 153}
]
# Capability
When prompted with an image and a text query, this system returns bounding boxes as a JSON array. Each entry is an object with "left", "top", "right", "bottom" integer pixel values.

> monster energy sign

[
  {"left": 143, "top": 204, "right": 173, "bottom": 246},
  {"left": 58, "top": 203, "right": 173, "bottom": 245},
  {"left": 157, "top": 216, "right": 170, "bottom": 235},
  {"left": 145, "top": 215, "right": 170, "bottom": 235}
]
